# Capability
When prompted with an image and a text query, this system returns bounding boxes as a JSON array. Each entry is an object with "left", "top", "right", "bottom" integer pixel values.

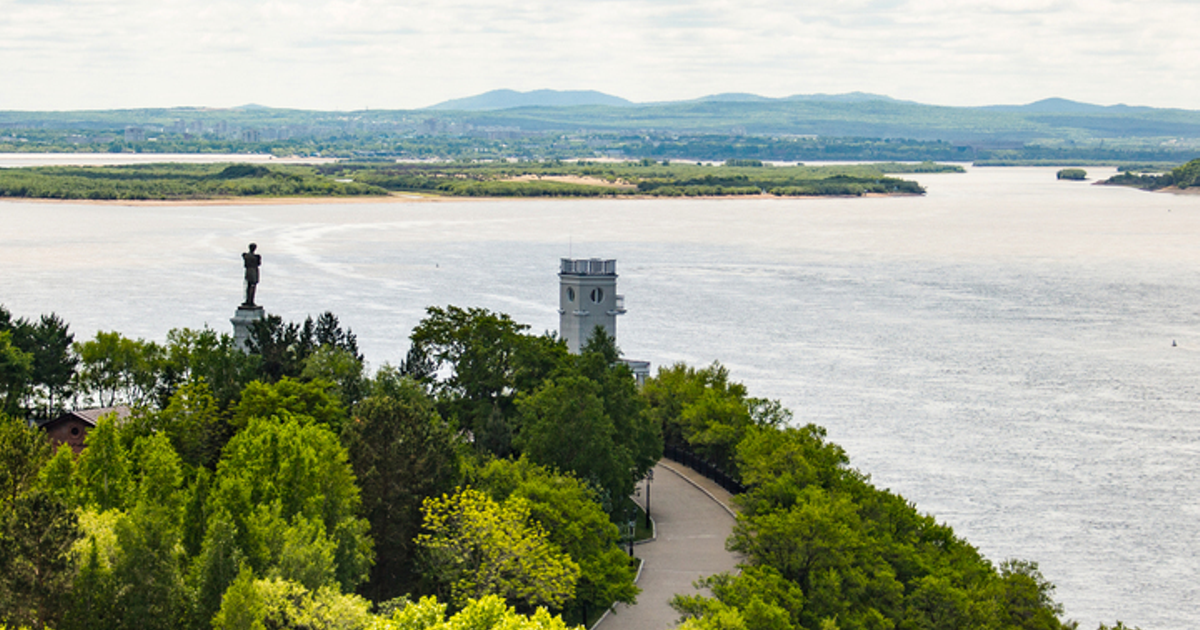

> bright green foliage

[
  {"left": 132, "top": 433, "right": 185, "bottom": 517},
  {"left": 212, "top": 573, "right": 374, "bottom": 630},
  {"left": 210, "top": 565, "right": 267, "bottom": 630},
  {"left": 37, "top": 443, "right": 76, "bottom": 505},
  {"left": 208, "top": 413, "right": 373, "bottom": 592},
  {"left": 232, "top": 377, "right": 348, "bottom": 433},
  {"left": 73, "top": 331, "right": 165, "bottom": 408},
  {"left": 142, "top": 379, "right": 228, "bottom": 469},
  {"left": 74, "top": 413, "right": 134, "bottom": 512},
  {"left": 417, "top": 488, "right": 580, "bottom": 611},
  {"left": 342, "top": 381, "right": 464, "bottom": 601},
  {"left": 473, "top": 458, "right": 638, "bottom": 625},
  {"left": 377, "top": 594, "right": 581, "bottom": 630}
]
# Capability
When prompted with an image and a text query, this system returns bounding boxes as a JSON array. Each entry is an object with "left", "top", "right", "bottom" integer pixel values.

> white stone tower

[{"left": 559, "top": 258, "right": 625, "bottom": 354}]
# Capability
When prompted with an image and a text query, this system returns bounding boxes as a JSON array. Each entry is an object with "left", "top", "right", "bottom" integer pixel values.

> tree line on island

[
  {"left": 0, "top": 304, "right": 1136, "bottom": 630},
  {"left": 0, "top": 161, "right": 952, "bottom": 201}
]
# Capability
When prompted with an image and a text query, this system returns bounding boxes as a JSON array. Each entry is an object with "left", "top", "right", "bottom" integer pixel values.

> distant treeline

[
  {"left": 0, "top": 163, "right": 386, "bottom": 200},
  {"left": 322, "top": 161, "right": 948, "bottom": 198}
]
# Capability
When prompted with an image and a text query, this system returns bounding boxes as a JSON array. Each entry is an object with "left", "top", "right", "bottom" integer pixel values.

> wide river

[{"left": 2, "top": 161, "right": 1198, "bottom": 629}]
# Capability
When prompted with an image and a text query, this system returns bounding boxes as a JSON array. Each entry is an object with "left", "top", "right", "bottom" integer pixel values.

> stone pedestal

[{"left": 231, "top": 305, "right": 265, "bottom": 352}]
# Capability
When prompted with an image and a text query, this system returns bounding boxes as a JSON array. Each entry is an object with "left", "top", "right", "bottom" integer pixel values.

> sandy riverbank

[{"left": 0, "top": 191, "right": 916, "bottom": 206}]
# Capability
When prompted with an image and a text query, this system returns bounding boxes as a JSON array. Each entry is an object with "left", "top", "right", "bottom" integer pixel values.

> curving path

[{"left": 596, "top": 461, "right": 741, "bottom": 630}]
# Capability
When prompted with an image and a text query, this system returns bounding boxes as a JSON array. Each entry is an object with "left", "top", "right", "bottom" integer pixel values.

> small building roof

[{"left": 40, "top": 405, "right": 133, "bottom": 430}]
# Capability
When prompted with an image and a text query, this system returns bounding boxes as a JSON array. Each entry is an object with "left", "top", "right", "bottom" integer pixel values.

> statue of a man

[{"left": 242, "top": 243, "right": 262, "bottom": 307}]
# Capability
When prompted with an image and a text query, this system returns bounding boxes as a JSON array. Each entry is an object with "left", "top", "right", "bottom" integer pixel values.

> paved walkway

[{"left": 596, "top": 461, "right": 741, "bottom": 630}]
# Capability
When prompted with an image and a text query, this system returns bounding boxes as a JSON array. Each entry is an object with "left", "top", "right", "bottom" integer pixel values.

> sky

[{"left": 2, "top": 0, "right": 1199, "bottom": 112}]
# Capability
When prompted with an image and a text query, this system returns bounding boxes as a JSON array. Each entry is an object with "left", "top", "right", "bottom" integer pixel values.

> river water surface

[{"left": 2, "top": 164, "right": 1198, "bottom": 629}]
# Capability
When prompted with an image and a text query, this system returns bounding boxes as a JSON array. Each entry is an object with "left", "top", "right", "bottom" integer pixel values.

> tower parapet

[{"left": 559, "top": 258, "right": 625, "bottom": 353}]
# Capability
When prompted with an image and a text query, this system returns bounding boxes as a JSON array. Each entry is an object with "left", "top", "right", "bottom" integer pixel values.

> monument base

[{"left": 231, "top": 305, "right": 265, "bottom": 352}]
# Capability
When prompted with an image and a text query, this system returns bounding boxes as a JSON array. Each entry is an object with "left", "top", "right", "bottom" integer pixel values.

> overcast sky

[{"left": 3, "top": 0, "right": 1198, "bottom": 111}]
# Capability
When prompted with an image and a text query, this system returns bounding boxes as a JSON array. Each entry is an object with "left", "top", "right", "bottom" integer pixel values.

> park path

[{"left": 595, "top": 461, "right": 742, "bottom": 630}]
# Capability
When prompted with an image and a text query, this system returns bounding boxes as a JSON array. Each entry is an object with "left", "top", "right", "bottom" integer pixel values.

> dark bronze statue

[{"left": 242, "top": 243, "right": 262, "bottom": 307}]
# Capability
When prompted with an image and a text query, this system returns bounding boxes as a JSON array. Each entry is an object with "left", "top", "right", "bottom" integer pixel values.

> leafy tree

[
  {"left": 232, "top": 377, "right": 347, "bottom": 433},
  {"left": 514, "top": 331, "right": 659, "bottom": 507},
  {"left": 109, "top": 502, "right": 189, "bottom": 630},
  {"left": 74, "top": 331, "right": 164, "bottom": 408},
  {"left": 994, "top": 560, "right": 1069, "bottom": 630},
  {"left": 212, "top": 574, "right": 373, "bottom": 630},
  {"left": 0, "top": 490, "right": 82, "bottom": 628},
  {"left": 0, "top": 331, "right": 33, "bottom": 418},
  {"left": 74, "top": 412, "right": 134, "bottom": 512},
  {"left": 642, "top": 362, "right": 785, "bottom": 477},
  {"left": 514, "top": 375, "right": 632, "bottom": 504},
  {"left": 473, "top": 458, "right": 638, "bottom": 625},
  {"left": 146, "top": 379, "right": 227, "bottom": 469},
  {"left": 417, "top": 487, "right": 580, "bottom": 611},
  {"left": 0, "top": 412, "right": 52, "bottom": 506},
  {"left": 301, "top": 346, "right": 365, "bottom": 408},
  {"left": 0, "top": 307, "right": 76, "bottom": 419},
  {"left": 247, "top": 311, "right": 361, "bottom": 384},
  {"left": 163, "top": 327, "right": 259, "bottom": 410},
  {"left": 189, "top": 512, "right": 242, "bottom": 629},
  {"left": 673, "top": 566, "right": 805, "bottom": 630},
  {"left": 409, "top": 305, "right": 566, "bottom": 455},
  {"left": 61, "top": 537, "right": 118, "bottom": 630},
  {"left": 208, "top": 413, "right": 373, "bottom": 592},
  {"left": 379, "top": 594, "right": 578, "bottom": 630},
  {"left": 342, "top": 380, "right": 463, "bottom": 602}
]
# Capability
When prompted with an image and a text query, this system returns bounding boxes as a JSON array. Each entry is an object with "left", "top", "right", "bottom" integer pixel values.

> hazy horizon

[{"left": 2, "top": 0, "right": 1199, "bottom": 112}]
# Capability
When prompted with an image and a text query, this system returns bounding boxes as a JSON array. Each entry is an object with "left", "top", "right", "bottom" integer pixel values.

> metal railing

[
  {"left": 663, "top": 444, "right": 747, "bottom": 495},
  {"left": 560, "top": 258, "right": 617, "bottom": 275}
]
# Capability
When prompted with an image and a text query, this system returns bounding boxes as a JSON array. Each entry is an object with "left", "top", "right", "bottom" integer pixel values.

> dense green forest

[
  {"left": 0, "top": 161, "right": 946, "bottom": 200},
  {"left": 0, "top": 303, "right": 1131, "bottom": 630},
  {"left": 1099, "top": 157, "right": 1200, "bottom": 190}
]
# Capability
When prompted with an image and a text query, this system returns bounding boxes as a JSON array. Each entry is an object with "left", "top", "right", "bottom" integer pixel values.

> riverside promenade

[{"left": 596, "top": 461, "right": 741, "bottom": 630}]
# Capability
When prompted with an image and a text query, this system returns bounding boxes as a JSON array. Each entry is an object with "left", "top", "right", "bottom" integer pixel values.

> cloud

[{"left": 1, "top": 0, "right": 1198, "bottom": 109}]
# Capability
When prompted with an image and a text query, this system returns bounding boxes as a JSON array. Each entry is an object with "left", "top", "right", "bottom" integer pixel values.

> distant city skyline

[{"left": 2, "top": 0, "right": 1198, "bottom": 112}]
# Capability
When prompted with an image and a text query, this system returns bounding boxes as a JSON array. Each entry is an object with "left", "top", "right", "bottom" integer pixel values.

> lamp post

[{"left": 644, "top": 468, "right": 654, "bottom": 528}]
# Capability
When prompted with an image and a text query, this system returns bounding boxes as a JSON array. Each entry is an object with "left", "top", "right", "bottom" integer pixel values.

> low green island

[
  {"left": 1100, "top": 157, "right": 1200, "bottom": 191},
  {"left": 0, "top": 160, "right": 962, "bottom": 201}
]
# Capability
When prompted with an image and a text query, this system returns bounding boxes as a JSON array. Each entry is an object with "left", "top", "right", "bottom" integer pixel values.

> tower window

[
  {"left": 567, "top": 287, "right": 576, "bottom": 302},
  {"left": 590, "top": 288, "right": 604, "bottom": 303}
]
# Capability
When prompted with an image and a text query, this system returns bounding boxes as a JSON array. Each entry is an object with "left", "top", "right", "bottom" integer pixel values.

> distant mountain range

[
  {"left": 425, "top": 89, "right": 1152, "bottom": 114},
  {"left": 2, "top": 90, "right": 1199, "bottom": 149}
]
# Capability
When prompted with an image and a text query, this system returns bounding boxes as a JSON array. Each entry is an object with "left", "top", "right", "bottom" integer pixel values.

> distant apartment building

[{"left": 124, "top": 127, "right": 146, "bottom": 142}]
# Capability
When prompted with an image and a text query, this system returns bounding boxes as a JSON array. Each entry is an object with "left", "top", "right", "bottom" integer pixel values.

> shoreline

[{"left": 0, "top": 191, "right": 919, "bottom": 207}]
